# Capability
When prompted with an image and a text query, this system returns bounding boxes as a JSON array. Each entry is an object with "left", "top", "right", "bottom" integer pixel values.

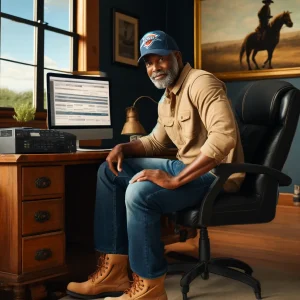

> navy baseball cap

[{"left": 138, "top": 30, "right": 179, "bottom": 62}]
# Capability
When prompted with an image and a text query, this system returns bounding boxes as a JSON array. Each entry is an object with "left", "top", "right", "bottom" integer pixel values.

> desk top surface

[
  {"left": 0, "top": 149, "right": 177, "bottom": 164},
  {"left": 0, "top": 151, "right": 110, "bottom": 164}
]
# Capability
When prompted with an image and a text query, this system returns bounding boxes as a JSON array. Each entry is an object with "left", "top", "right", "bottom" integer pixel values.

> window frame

[{"left": 0, "top": 0, "right": 79, "bottom": 116}]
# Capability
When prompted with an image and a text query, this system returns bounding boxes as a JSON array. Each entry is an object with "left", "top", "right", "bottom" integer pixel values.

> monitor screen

[{"left": 47, "top": 73, "right": 113, "bottom": 144}]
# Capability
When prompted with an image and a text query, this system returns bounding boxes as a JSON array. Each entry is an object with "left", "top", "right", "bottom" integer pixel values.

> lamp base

[{"left": 130, "top": 135, "right": 143, "bottom": 142}]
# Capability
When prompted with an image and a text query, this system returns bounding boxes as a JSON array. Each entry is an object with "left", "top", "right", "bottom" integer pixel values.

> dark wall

[
  {"left": 99, "top": 0, "right": 167, "bottom": 147},
  {"left": 165, "top": 0, "right": 195, "bottom": 66}
]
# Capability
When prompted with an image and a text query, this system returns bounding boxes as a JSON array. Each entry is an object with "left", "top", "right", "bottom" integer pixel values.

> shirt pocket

[
  {"left": 179, "top": 110, "right": 196, "bottom": 138},
  {"left": 161, "top": 117, "right": 175, "bottom": 140}
]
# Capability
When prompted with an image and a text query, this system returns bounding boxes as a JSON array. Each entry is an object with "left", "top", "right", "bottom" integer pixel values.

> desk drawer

[
  {"left": 22, "top": 166, "right": 64, "bottom": 198},
  {"left": 22, "top": 232, "right": 65, "bottom": 273},
  {"left": 22, "top": 199, "right": 64, "bottom": 235}
]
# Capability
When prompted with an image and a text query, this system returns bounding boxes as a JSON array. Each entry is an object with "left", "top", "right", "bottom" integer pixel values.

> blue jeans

[{"left": 94, "top": 158, "right": 215, "bottom": 279}]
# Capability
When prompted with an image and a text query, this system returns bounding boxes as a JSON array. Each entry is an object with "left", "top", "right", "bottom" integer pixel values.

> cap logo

[{"left": 141, "top": 33, "right": 162, "bottom": 49}]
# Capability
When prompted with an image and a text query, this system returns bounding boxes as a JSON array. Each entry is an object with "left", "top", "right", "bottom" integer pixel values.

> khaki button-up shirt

[{"left": 139, "top": 63, "right": 245, "bottom": 192}]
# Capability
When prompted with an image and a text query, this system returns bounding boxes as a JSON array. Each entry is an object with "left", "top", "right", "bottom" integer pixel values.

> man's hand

[
  {"left": 106, "top": 145, "right": 124, "bottom": 176},
  {"left": 129, "top": 169, "right": 179, "bottom": 190},
  {"left": 105, "top": 140, "right": 147, "bottom": 176}
]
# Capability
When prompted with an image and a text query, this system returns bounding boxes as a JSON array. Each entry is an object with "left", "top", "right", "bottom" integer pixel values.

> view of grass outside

[
  {"left": 0, "top": 88, "right": 47, "bottom": 109},
  {"left": 0, "top": 88, "right": 32, "bottom": 108}
]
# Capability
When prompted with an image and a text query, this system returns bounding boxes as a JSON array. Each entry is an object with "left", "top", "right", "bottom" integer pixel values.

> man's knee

[
  {"left": 97, "top": 161, "right": 111, "bottom": 180},
  {"left": 125, "top": 182, "right": 149, "bottom": 210},
  {"left": 125, "top": 182, "right": 163, "bottom": 215}
]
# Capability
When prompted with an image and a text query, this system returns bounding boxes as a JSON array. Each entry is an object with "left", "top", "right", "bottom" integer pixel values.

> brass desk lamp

[{"left": 121, "top": 96, "right": 157, "bottom": 141}]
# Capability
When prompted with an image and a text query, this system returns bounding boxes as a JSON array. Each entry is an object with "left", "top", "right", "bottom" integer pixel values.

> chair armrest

[
  {"left": 198, "top": 163, "right": 291, "bottom": 225},
  {"left": 212, "top": 163, "right": 291, "bottom": 186}
]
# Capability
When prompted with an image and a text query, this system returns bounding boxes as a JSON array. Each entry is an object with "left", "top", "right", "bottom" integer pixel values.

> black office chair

[{"left": 167, "top": 80, "right": 300, "bottom": 300}]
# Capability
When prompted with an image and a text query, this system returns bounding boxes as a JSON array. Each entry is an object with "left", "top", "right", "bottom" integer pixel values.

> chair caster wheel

[
  {"left": 255, "top": 292, "right": 262, "bottom": 300},
  {"left": 201, "top": 272, "right": 209, "bottom": 280},
  {"left": 182, "top": 293, "right": 188, "bottom": 300}
]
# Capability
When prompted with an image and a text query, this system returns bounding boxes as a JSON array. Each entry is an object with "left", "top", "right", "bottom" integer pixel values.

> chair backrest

[
  {"left": 235, "top": 80, "right": 299, "bottom": 167},
  {"left": 235, "top": 80, "right": 300, "bottom": 220}
]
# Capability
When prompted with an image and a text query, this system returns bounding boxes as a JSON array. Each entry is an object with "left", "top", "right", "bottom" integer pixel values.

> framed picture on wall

[
  {"left": 194, "top": 0, "right": 300, "bottom": 81},
  {"left": 113, "top": 9, "right": 139, "bottom": 67}
]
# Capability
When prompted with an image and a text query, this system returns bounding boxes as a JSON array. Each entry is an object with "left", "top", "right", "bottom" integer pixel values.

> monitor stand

[{"left": 76, "top": 140, "right": 112, "bottom": 152}]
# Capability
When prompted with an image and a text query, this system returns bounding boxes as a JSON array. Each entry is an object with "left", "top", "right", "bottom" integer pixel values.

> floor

[
  {"left": 1, "top": 262, "right": 299, "bottom": 299},
  {"left": 60, "top": 265, "right": 300, "bottom": 300},
  {"left": 2, "top": 199, "right": 299, "bottom": 300}
]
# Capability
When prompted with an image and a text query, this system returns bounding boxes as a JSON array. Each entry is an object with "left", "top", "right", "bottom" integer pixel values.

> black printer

[{"left": 0, "top": 128, "right": 77, "bottom": 154}]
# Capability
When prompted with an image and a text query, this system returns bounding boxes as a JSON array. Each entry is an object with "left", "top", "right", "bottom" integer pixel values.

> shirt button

[{"left": 214, "top": 153, "right": 221, "bottom": 160}]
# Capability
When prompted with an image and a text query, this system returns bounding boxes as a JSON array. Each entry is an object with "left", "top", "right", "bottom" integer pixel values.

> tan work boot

[
  {"left": 66, "top": 253, "right": 130, "bottom": 299},
  {"left": 104, "top": 273, "right": 167, "bottom": 300}
]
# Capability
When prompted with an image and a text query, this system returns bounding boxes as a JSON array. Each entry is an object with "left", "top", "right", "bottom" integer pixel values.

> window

[{"left": 0, "top": 0, "right": 78, "bottom": 111}]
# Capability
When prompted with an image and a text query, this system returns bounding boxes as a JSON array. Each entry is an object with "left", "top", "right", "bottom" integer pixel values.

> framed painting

[
  {"left": 194, "top": 0, "right": 300, "bottom": 81},
  {"left": 113, "top": 9, "right": 139, "bottom": 67}
]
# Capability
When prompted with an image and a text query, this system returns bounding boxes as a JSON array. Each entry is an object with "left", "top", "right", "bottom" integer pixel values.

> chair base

[
  {"left": 168, "top": 257, "right": 261, "bottom": 300},
  {"left": 167, "top": 227, "right": 262, "bottom": 300}
]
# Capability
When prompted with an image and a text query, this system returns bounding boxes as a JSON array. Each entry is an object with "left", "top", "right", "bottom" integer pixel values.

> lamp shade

[{"left": 121, "top": 106, "right": 147, "bottom": 135}]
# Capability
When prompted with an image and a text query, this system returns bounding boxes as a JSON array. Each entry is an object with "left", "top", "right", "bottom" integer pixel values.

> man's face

[{"left": 144, "top": 53, "right": 179, "bottom": 89}]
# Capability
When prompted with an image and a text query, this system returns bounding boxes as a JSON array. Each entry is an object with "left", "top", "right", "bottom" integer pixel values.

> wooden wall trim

[
  {"left": 77, "top": 0, "right": 100, "bottom": 71},
  {"left": 278, "top": 192, "right": 294, "bottom": 207},
  {"left": 0, "top": 111, "right": 47, "bottom": 129}
]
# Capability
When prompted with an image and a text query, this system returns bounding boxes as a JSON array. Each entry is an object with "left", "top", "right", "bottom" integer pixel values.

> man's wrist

[
  {"left": 115, "top": 142, "right": 135, "bottom": 156},
  {"left": 115, "top": 144, "right": 124, "bottom": 151},
  {"left": 172, "top": 176, "right": 182, "bottom": 189}
]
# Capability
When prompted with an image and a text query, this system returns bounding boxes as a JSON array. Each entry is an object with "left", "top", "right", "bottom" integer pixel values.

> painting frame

[
  {"left": 194, "top": 0, "right": 300, "bottom": 81},
  {"left": 113, "top": 8, "right": 139, "bottom": 67}
]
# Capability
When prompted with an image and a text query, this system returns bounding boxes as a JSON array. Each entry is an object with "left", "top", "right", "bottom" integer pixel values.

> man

[
  {"left": 256, "top": 0, "right": 274, "bottom": 41},
  {"left": 66, "top": 30, "right": 244, "bottom": 300}
]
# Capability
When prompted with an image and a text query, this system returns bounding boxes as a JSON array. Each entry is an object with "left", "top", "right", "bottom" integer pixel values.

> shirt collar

[{"left": 167, "top": 63, "right": 192, "bottom": 96}]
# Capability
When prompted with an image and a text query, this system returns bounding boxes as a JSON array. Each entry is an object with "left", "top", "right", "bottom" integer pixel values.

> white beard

[{"left": 150, "top": 54, "right": 179, "bottom": 89}]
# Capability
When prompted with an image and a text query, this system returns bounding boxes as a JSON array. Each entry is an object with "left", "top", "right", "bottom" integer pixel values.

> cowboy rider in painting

[{"left": 256, "top": 0, "right": 274, "bottom": 41}]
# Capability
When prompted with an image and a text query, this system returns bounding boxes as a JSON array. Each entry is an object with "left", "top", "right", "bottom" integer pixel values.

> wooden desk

[
  {"left": 0, "top": 150, "right": 180, "bottom": 299},
  {"left": 0, "top": 152, "right": 109, "bottom": 299}
]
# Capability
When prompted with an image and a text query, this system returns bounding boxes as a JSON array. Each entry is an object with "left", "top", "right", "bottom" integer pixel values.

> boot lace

[
  {"left": 88, "top": 254, "right": 109, "bottom": 282},
  {"left": 124, "top": 273, "right": 145, "bottom": 297}
]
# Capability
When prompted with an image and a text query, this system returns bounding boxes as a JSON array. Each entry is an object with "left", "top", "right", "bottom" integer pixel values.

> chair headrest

[{"left": 235, "top": 80, "right": 293, "bottom": 126}]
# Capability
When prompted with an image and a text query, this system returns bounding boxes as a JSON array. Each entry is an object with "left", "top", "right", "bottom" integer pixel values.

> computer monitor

[{"left": 46, "top": 73, "right": 113, "bottom": 150}]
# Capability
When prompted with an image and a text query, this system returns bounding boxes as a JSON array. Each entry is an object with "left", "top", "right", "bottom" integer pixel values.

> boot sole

[{"left": 66, "top": 289, "right": 123, "bottom": 299}]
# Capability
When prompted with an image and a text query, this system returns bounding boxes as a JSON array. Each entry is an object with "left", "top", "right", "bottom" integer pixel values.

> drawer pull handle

[
  {"left": 34, "top": 211, "right": 51, "bottom": 223},
  {"left": 35, "top": 177, "right": 51, "bottom": 189},
  {"left": 35, "top": 248, "right": 52, "bottom": 261}
]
